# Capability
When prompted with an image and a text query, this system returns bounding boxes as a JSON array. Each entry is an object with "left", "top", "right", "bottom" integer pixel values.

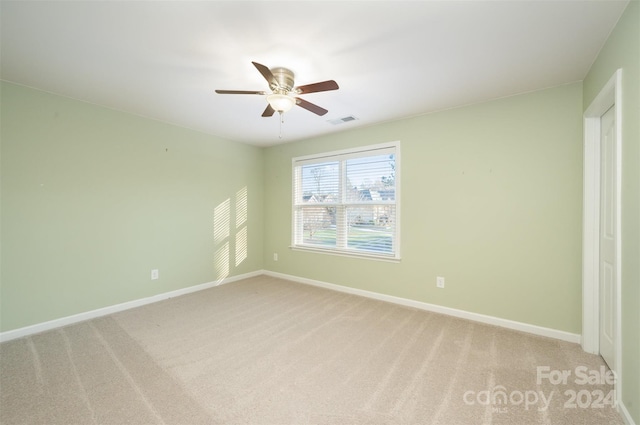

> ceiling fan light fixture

[
  {"left": 267, "top": 93, "right": 295, "bottom": 113},
  {"left": 216, "top": 62, "right": 338, "bottom": 120}
]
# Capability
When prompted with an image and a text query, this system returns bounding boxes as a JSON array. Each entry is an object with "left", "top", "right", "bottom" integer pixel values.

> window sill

[{"left": 290, "top": 245, "right": 401, "bottom": 263}]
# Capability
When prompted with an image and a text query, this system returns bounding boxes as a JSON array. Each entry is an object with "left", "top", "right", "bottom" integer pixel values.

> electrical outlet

[
  {"left": 436, "top": 276, "right": 445, "bottom": 288},
  {"left": 151, "top": 269, "right": 159, "bottom": 280},
  {"left": 273, "top": 253, "right": 278, "bottom": 261}
]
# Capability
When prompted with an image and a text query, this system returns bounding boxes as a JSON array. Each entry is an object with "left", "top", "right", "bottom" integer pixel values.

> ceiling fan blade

[
  {"left": 215, "top": 90, "right": 266, "bottom": 95},
  {"left": 262, "top": 104, "right": 275, "bottom": 117},
  {"left": 252, "top": 61, "right": 277, "bottom": 88},
  {"left": 295, "top": 98, "right": 328, "bottom": 116},
  {"left": 295, "top": 80, "right": 339, "bottom": 94}
]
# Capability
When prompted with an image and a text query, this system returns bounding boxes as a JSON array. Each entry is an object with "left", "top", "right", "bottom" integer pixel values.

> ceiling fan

[{"left": 215, "top": 61, "right": 339, "bottom": 118}]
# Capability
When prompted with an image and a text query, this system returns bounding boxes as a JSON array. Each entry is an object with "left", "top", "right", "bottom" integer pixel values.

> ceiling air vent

[{"left": 328, "top": 116, "right": 358, "bottom": 125}]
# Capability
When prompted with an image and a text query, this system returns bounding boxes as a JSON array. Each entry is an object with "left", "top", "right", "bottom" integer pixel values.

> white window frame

[{"left": 291, "top": 141, "right": 400, "bottom": 262}]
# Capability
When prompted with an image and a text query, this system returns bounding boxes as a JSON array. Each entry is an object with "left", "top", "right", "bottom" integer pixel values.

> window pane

[
  {"left": 346, "top": 154, "right": 395, "bottom": 202},
  {"left": 292, "top": 143, "right": 399, "bottom": 260},
  {"left": 298, "top": 161, "right": 339, "bottom": 204},
  {"left": 299, "top": 206, "right": 337, "bottom": 247},
  {"left": 346, "top": 205, "right": 395, "bottom": 253}
]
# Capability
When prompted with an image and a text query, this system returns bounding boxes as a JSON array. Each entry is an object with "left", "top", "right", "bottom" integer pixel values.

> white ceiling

[{"left": 0, "top": 1, "right": 629, "bottom": 147}]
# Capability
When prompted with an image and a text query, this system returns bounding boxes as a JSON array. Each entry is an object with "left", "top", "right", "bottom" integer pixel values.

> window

[{"left": 292, "top": 142, "right": 399, "bottom": 260}]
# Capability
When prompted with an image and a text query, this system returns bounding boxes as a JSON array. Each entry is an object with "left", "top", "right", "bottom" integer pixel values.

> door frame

[{"left": 582, "top": 69, "right": 622, "bottom": 401}]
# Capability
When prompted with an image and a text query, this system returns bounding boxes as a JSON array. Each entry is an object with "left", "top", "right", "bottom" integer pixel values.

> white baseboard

[
  {"left": 0, "top": 269, "right": 583, "bottom": 346},
  {"left": 619, "top": 400, "right": 637, "bottom": 425},
  {"left": 2, "top": 269, "right": 632, "bottom": 422},
  {"left": 263, "top": 270, "right": 582, "bottom": 344},
  {"left": 0, "top": 270, "right": 262, "bottom": 343}
]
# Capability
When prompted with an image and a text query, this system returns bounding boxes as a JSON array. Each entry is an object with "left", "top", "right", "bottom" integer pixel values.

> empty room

[{"left": 1, "top": 1, "right": 638, "bottom": 424}]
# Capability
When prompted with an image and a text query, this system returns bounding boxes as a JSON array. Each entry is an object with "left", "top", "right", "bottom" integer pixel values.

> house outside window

[{"left": 292, "top": 142, "right": 400, "bottom": 261}]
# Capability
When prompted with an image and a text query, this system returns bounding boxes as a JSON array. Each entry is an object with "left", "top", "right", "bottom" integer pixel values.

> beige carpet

[{"left": 0, "top": 275, "right": 624, "bottom": 424}]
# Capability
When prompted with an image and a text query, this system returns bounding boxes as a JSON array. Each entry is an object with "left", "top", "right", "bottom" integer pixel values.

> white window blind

[{"left": 292, "top": 142, "right": 399, "bottom": 260}]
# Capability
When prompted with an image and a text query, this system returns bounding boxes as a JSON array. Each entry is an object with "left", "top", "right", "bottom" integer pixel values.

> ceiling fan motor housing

[
  {"left": 270, "top": 67, "right": 295, "bottom": 93},
  {"left": 215, "top": 61, "right": 336, "bottom": 117}
]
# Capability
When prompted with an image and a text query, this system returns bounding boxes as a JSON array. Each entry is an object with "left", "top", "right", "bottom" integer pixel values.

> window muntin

[{"left": 292, "top": 143, "right": 399, "bottom": 260}]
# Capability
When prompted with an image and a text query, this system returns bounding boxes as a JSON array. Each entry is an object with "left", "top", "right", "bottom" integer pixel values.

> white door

[{"left": 599, "top": 105, "right": 617, "bottom": 370}]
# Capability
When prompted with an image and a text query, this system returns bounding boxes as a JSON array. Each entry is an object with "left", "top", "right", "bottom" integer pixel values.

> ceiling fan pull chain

[{"left": 279, "top": 112, "right": 284, "bottom": 139}]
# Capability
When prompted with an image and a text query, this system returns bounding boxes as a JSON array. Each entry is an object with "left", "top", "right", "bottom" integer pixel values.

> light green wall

[
  {"left": 2, "top": 7, "right": 636, "bottom": 417},
  {"left": 264, "top": 82, "right": 584, "bottom": 334},
  {"left": 583, "top": 2, "right": 640, "bottom": 422},
  {"left": 1, "top": 82, "right": 264, "bottom": 332}
]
